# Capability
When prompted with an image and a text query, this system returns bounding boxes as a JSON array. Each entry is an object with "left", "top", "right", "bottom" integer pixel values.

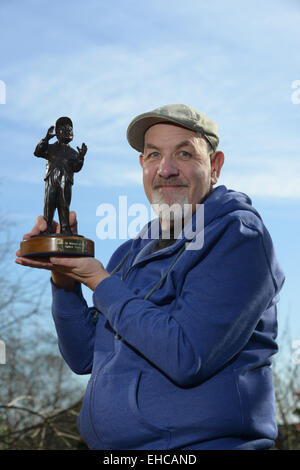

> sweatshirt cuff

[
  {"left": 92, "top": 276, "right": 134, "bottom": 328},
  {"left": 51, "top": 278, "right": 88, "bottom": 318}
]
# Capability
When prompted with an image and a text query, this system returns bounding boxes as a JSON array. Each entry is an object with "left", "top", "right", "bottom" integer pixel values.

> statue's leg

[
  {"left": 57, "top": 177, "right": 72, "bottom": 234},
  {"left": 43, "top": 177, "right": 57, "bottom": 234}
]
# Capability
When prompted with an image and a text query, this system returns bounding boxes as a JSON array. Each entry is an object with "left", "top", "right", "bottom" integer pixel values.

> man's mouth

[
  {"left": 154, "top": 183, "right": 189, "bottom": 189},
  {"left": 157, "top": 186, "right": 187, "bottom": 190}
]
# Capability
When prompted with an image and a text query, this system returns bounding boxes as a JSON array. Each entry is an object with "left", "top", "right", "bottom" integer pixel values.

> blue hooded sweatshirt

[{"left": 51, "top": 185, "right": 285, "bottom": 450}]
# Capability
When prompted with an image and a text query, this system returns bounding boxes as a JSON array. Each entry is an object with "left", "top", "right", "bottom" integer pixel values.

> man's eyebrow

[
  {"left": 144, "top": 143, "right": 160, "bottom": 150},
  {"left": 144, "top": 140, "right": 194, "bottom": 151},
  {"left": 174, "top": 140, "right": 194, "bottom": 151}
]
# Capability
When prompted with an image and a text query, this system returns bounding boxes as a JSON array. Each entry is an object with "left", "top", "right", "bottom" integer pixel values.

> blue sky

[{"left": 1, "top": 0, "right": 300, "bottom": 346}]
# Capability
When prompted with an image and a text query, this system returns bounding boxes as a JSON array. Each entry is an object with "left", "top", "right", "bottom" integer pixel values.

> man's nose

[{"left": 157, "top": 155, "right": 179, "bottom": 178}]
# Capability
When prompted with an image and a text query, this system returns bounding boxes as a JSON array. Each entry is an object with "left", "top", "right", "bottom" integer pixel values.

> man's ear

[
  {"left": 211, "top": 151, "right": 224, "bottom": 185},
  {"left": 139, "top": 154, "right": 144, "bottom": 168}
]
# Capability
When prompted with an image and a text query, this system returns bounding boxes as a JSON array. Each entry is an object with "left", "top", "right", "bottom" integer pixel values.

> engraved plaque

[{"left": 56, "top": 238, "right": 88, "bottom": 253}]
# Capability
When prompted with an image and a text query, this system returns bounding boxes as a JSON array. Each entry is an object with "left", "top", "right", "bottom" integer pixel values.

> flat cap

[{"left": 126, "top": 104, "right": 219, "bottom": 152}]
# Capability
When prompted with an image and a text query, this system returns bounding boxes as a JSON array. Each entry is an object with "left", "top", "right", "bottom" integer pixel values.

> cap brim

[{"left": 126, "top": 115, "right": 194, "bottom": 153}]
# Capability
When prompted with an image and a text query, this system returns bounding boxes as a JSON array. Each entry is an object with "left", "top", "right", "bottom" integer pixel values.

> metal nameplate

[{"left": 56, "top": 239, "right": 88, "bottom": 253}]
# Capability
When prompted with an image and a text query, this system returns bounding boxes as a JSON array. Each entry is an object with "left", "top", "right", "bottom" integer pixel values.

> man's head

[
  {"left": 127, "top": 104, "right": 224, "bottom": 226},
  {"left": 55, "top": 116, "right": 73, "bottom": 144}
]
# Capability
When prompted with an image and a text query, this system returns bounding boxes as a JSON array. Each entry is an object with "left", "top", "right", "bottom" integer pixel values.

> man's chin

[{"left": 151, "top": 197, "right": 190, "bottom": 210}]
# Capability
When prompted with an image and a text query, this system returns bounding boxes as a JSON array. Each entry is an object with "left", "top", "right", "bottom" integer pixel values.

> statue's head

[{"left": 55, "top": 116, "right": 73, "bottom": 144}]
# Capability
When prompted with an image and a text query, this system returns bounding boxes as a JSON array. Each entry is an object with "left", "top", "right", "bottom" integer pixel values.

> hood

[
  {"left": 135, "top": 185, "right": 261, "bottom": 246},
  {"left": 202, "top": 185, "right": 261, "bottom": 227}
]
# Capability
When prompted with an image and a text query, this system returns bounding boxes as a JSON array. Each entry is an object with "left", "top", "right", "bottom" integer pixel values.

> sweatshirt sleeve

[
  {"left": 92, "top": 218, "right": 277, "bottom": 386},
  {"left": 51, "top": 280, "right": 110, "bottom": 375}
]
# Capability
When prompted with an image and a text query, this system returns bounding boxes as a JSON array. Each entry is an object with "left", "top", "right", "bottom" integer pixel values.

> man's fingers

[
  {"left": 69, "top": 211, "right": 78, "bottom": 233},
  {"left": 22, "top": 216, "right": 48, "bottom": 240},
  {"left": 36, "top": 215, "right": 47, "bottom": 231},
  {"left": 23, "top": 233, "right": 34, "bottom": 240},
  {"left": 23, "top": 216, "right": 60, "bottom": 238},
  {"left": 22, "top": 213, "right": 77, "bottom": 238},
  {"left": 69, "top": 211, "right": 77, "bottom": 223},
  {"left": 22, "top": 216, "right": 46, "bottom": 239},
  {"left": 49, "top": 257, "right": 81, "bottom": 277},
  {"left": 52, "top": 220, "right": 59, "bottom": 232},
  {"left": 54, "top": 213, "right": 77, "bottom": 234},
  {"left": 50, "top": 256, "right": 77, "bottom": 267},
  {"left": 15, "top": 254, "right": 77, "bottom": 272},
  {"left": 15, "top": 256, "right": 55, "bottom": 271}
]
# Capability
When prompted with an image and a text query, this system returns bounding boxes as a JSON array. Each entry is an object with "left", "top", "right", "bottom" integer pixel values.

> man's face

[
  {"left": 56, "top": 124, "right": 73, "bottom": 144},
  {"left": 139, "top": 123, "right": 224, "bottom": 219}
]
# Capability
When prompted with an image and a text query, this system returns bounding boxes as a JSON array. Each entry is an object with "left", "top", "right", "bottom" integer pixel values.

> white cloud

[
  {"left": 221, "top": 155, "right": 300, "bottom": 198},
  {"left": 4, "top": 45, "right": 192, "bottom": 129},
  {"left": 78, "top": 164, "right": 142, "bottom": 188},
  {"left": 221, "top": 172, "right": 300, "bottom": 198},
  {"left": 2, "top": 7, "right": 300, "bottom": 198}
]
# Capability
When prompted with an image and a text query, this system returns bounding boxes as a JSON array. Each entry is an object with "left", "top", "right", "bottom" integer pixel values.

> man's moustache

[{"left": 153, "top": 180, "right": 189, "bottom": 188}]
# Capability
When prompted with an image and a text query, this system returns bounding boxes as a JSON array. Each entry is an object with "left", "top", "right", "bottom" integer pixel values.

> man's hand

[
  {"left": 15, "top": 212, "right": 78, "bottom": 290},
  {"left": 48, "top": 256, "right": 110, "bottom": 291},
  {"left": 15, "top": 212, "right": 109, "bottom": 291},
  {"left": 20, "top": 212, "right": 78, "bottom": 240},
  {"left": 45, "top": 126, "right": 56, "bottom": 141},
  {"left": 77, "top": 142, "right": 87, "bottom": 157}
]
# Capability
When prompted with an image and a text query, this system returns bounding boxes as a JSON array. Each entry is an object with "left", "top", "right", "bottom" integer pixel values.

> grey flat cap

[{"left": 126, "top": 104, "right": 219, "bottom": 152}]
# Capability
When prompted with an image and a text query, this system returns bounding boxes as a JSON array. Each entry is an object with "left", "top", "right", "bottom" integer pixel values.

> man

[
  {"left": 16, "top": 104, "right": 285, "bottom": 450},
  {"left": 34, "top": 116, "right": 87, "bottom": 234}
]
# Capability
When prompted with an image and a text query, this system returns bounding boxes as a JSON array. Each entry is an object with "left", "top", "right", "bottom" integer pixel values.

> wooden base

[{"left": 20, "top": 234, "right": 94, "bottom": 258}]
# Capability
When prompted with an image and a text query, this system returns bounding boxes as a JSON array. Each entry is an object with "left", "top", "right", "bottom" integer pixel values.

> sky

[{"left": 1, "top": 0, "right": 300, "bottom": 355}]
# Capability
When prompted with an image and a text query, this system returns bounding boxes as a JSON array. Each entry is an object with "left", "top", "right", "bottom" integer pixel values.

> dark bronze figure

[
  {"left": 34, "top": 117, "right": 87, "bottom": 234},
  {"left": 19, "top": 117, "right": 94, "bottom": 258}
]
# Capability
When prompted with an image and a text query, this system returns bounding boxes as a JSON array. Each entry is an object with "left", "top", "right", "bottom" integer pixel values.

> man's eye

[
  {"left": 148, "top": 152, "right": 160, "bottom": 158},
  {"left": 179, "top": 151, "right": 192, "bottom": 157}
]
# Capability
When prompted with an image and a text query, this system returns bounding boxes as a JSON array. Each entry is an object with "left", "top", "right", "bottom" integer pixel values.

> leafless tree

[
  {"left": 1, "top": 207, "right": 299, "bottom": 449},
  {"left": 273, "top": 318, "right": 300, "bottom": 450},
  {"left": 0, "top": 212, "right": 87, "bottom": 449}
]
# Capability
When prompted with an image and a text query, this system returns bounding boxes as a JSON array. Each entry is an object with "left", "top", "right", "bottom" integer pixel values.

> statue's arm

[
  {"left": 34, "top": 126, "right": 55, "bottom": 159},
  {"left": 73, "top": 143, "right": 87, "bottom": 172},
  {"left": 34, "top": 138, "right": 49, "bottom": 159}
]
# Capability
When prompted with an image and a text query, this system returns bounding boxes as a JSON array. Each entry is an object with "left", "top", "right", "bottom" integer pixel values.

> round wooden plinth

[{"left": 20, "top": 234, "right": 94, "bottom": 258}]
